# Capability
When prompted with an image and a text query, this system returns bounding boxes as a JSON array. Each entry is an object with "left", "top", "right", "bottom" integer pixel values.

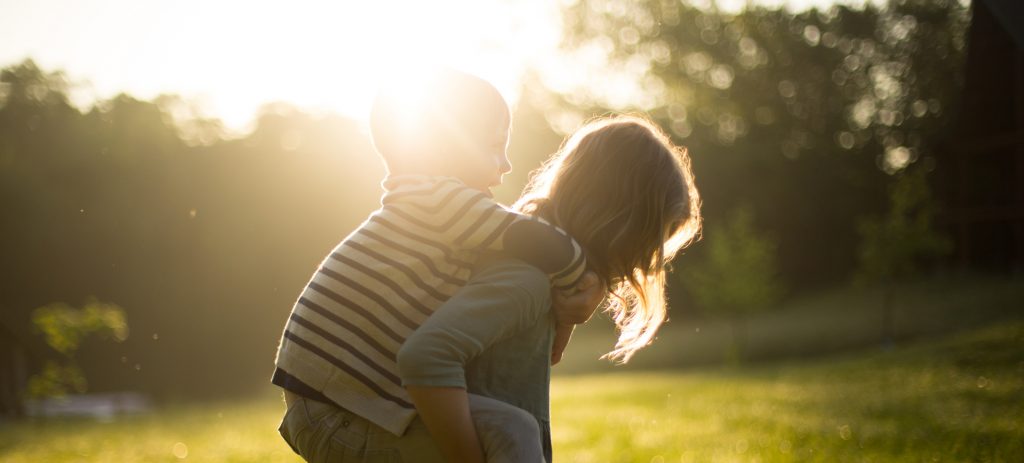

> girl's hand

[{"left": 550, "top": 272, "right": 606, "bottom": 365}]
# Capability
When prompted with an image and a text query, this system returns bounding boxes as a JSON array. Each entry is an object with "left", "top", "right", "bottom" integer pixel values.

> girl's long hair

[{"left": 515, "top": 115, "right": 701, "bottom": 363}]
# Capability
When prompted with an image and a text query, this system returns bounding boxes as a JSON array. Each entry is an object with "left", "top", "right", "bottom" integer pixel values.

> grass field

[
  {"left": 1, "top": 319, "right": 1020, "bottom": 462},
  {"left": 551, "top": 321, "right": 1023, "bottom": 462},
  {"left": 557, "top": 274, "right": 1024, "bottom": 373}
]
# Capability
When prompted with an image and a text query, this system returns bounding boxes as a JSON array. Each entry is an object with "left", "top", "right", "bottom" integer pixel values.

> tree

[
  {"left": 683, "top": 206, "right": 782, "bottom": 364},
  {"left": 547, "top": 0, "right": 969, "bottom": 289},
  {"left": 29, "top": 299, "right": 128, "bottom": 398},
  {"left": 855, "top": 165, "right": 951, "bottom": 346},
  {"left": 0, "top": 58, "right": 387, "bottom": 399}
]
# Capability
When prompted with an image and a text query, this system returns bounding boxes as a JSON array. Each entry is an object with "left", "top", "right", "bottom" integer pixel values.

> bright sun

[
  {"left": 0, "top": 0, "right": 563, "bottom": 132},
  {"left": 209, "top": 0, "right": 565, "bottom": 131}
]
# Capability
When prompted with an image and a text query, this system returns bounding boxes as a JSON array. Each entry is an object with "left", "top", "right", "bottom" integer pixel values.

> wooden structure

[{"left": 935, "top": 0, "right": 1024, "bottom": 273}]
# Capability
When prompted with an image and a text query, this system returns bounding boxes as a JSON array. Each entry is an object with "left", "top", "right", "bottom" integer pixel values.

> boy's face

[{"left": 454, "top": 110, "right": 512, "bottom": 195}]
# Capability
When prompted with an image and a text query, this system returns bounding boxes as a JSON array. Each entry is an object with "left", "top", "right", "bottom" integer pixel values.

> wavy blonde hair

[{"left": 515, "top": 115, "right": 702, "bottom": 363}]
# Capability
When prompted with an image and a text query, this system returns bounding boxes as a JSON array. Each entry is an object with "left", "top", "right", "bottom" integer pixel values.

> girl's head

[{"left": 515, "top": 115, "right": 701, "bottom": 362}]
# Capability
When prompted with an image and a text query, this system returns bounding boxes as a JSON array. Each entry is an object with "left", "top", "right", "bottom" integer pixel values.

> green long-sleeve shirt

[{"left": 397, "top": 256, "right": 555, "bottom": 459}]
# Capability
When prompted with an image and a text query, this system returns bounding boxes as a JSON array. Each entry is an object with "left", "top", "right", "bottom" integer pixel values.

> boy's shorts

[{"left": 278, "top": 391, "right": 546, "bottom": 463}]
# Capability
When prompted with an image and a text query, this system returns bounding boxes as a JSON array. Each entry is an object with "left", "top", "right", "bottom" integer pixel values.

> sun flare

[
  {"left": 0, "top": 0, "right": 563, "bottom": 133},
  {"left": 0, "top": 0, "right": 886, "bottom": 133}
]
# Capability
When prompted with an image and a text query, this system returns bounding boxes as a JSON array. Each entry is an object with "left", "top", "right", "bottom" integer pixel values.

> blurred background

[{"left": 0, "top": 0, "right": 1021, "bottom": 461}]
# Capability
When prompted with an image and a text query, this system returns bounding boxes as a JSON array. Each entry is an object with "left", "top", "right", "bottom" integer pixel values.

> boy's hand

[
  {"left": 552, "top": 272, "right": 604, "bottom": 324},
  {"left": 550, "top": 272, "right": 606, "bottom": 365},
  {"left": 551, "top": 324, "right": 575, "bottom": 366}
]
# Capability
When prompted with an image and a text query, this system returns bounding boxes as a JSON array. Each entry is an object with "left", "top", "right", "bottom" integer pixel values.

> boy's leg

[
  {"left": 280, "top": 391, "right": 450, "bottom": 463},
  {"left": 279, "top": 394, "right": 355, "bottom": 462},
  {"left": 467, "top": 393, "right": 546, "bottom": 463}
]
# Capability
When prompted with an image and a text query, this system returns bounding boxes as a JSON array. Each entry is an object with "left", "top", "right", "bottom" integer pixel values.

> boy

[{"left": 273, "top": 68, "right": 596, "bottom": 462}]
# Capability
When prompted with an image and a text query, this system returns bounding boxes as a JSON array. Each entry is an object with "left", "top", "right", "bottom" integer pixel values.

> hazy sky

[{"left": 0, "top": 0, "right": 873, "bottom": 132}]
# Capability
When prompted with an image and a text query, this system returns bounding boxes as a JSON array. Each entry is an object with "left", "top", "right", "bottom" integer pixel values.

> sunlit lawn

[
  {"left": 1, "top": 320, "right": 1020, "bottom": 462},
  {"left": 558, "top": 275, "right": 1024, "bottom": 374},
  {"left": 0, "top": 396, "right": 300, "bottom": 463},
  {"left": 551, "top": 321, "right": 1023, "bottom": 462}
]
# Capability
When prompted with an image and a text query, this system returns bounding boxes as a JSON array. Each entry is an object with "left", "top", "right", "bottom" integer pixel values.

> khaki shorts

[{"left": 278, "top": 391, "right": 544, "bottom": 463}]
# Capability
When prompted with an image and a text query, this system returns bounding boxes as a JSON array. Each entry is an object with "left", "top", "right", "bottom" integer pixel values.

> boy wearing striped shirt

[{"left": 273, "top": 68, "right": 594, "bottom": 462}]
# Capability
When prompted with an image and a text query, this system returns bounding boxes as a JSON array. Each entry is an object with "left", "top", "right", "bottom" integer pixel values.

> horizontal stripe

[
  {"left": 368, "top": 215, "right": 473, "bottom": 269},
  {"left": 386, "top": 183, "right": 464, "bottom": 215},
  {"left": 288, "top": 313, "right": 400, "bottom": 385},
  {"left": 271, "top": 368, "right": 333, "bottom": 405},
  {"left": 296, "top": 296, "right": 397, "bottom": 360},
  {"left": 552, "top": 243, "right": 587, "bottom": 284},
  {"left": 360, "top": 229, "right": 468, "bottom": 286},
  {"left": 329, "top": 252, "right": 434, "bottom": 316},
  {"left": 454, "top": 204, "right": 501, "bottom": 245},
  {"left": 475, "top": 210, "right": 519, "bottom": 250},
  {"left": 283, "top": 331, "right": 412, "bottom": 409},
  {"left": 387, "top": 190, "right": 491, "bottom": 235},
  {"left": 308, "top": 280, "right": 415, "bottom": 335},
  {"left": 553, "top": 268, "right": 586, "bottom": 291},
  {"left": 346, "top": 241, "right": 452, "bottom": 302}
]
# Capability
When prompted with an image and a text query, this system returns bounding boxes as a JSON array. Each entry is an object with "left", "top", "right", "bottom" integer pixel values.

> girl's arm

[{"left": 405, "top": 386, "right": 484, "bottom": 463}]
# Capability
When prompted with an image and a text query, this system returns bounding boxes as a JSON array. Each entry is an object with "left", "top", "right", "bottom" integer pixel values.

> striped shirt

[{"left": 272, "top": 174, "right": 586, "bottom": 436}]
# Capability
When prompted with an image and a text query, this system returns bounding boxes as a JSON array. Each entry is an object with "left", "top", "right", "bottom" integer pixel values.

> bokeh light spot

[
  {"left": 172, "top": 442, "right": 188, "bottom": 459},
  {"left": 883, "top": 146, "right": 912, "bottom": 173},
  {"left": 837, "top": 131, "right": 855, "bottom": 149},
  {"left": 708, "top": 65, "right": 734, "bottom": 90},
  {"left": 839, "top": 424, "right": 853, "bottom": 440},
  {"left": 778, "top": 80, "right": 797, "bottom": 99},
  {"left": 803, "top": 25, "right": 821, "bottom": 46}
]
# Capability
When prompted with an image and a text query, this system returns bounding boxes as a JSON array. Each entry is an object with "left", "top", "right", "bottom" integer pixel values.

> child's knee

[{"left": 490, "top": 404, "right": 540, "bottom": 438}]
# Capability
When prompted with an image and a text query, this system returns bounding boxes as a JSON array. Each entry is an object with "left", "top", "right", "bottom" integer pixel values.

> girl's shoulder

[{"left": 471, "top": 256, "right": 552, "bottom": 308}]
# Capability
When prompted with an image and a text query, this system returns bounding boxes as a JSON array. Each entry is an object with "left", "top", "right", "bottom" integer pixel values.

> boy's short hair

[{"left": 370, "top": 68, "right": 509, "bottom": 173}]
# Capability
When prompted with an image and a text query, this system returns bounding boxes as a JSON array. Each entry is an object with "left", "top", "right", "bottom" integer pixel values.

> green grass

[
  {"left": 2, "top": 320, "right": 1021, "bottom": 462},
  {"left": 551, "top": 321, "right": 1024, "bottom": 462},
  {"left": 557, "top": 274, "right": 1024, "bottom": 373},
  {"left": 0, "top": 397, "right": 301, "bottom": 463}
]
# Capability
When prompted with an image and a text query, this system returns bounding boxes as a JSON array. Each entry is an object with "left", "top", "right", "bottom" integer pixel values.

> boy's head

[{"left": 370, "top": 67, "right": 512, "bottom": 192}]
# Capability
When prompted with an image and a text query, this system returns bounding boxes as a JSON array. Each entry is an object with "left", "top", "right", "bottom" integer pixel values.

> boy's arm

[
  {"left": 500, "top": 218, "right": 586, "bottom": 291},
  {"left": 550, "top": 324, "right": 575, "bottom": 366},
  {"left": 393, "top": 179, "right": 588, "bottom": 289},
  {"left": 550, "top": 272, "right": 606, "bottom": 365}
]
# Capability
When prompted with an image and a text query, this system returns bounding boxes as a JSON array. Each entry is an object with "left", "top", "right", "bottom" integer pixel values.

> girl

[{"left": 399, "top": 115, "right": 702, "bottom": 462}]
